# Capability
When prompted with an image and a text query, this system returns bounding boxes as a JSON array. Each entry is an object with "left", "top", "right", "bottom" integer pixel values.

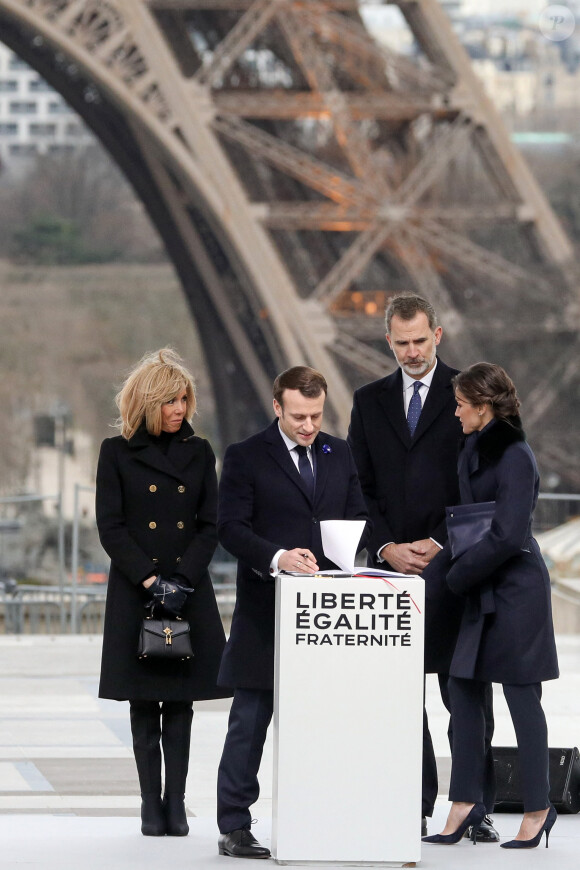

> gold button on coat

[
  {"left": 177, "top": 521, "right": 184, "bottom": 529},
  {"left": 149, "top": 485, "right": 157, "bottom": 492},
  {"left": 149, "top": 521, "right": 157, "bottom": 530},
  {"left": 178, "top": 485, "right": 185, "bottom": 493}
]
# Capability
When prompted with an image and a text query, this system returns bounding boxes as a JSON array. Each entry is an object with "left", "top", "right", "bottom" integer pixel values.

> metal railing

[
  {"left": 0, "top": 561, "right": 238, "bottom": 635},
  {"left": 1, "top": 493, "right": 578, "bottom": 635},
  {"left": 535, "top": 493, "right": 580, "bottom": 531},
  {"left": 0, "top": 584, "right": 106, "bottom": 634}
]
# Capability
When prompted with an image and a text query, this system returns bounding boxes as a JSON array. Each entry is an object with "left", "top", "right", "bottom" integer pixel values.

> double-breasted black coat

[
  {"left": 96, "top": 421, "right": 230, "bottom": 702},
  {"left": 424, "top": 417, "right": 559, "bottom": 685},
  {"left": 348, "top": 358, "right": 464, "bottom": 673},
  {"left": 217, "top": 421, "right": 371, "bottom": 691}
]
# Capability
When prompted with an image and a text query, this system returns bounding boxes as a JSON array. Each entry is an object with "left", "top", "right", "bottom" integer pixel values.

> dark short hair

[
  {"left": 385, "top": 294, "right": 438, "bottom": 333},
  {"left": 453, "top": 362, "right": 521, "bottom": 420},
  {"left": 273, "top": 366, "right": 328, "bottom": 406}
]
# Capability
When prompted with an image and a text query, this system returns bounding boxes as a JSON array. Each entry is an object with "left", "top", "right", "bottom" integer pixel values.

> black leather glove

[{"left": 145, "top": 575, "right": 191, "bottom": 617}]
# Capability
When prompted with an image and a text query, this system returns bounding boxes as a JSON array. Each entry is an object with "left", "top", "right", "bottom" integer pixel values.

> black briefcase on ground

[{"left": 493, "top": 746, "right": 580, "bottom": 813}]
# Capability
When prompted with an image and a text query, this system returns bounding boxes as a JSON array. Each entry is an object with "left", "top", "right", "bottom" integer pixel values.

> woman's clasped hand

[{"left": 145, "top": 575, "right": 192, "bottom": 616}]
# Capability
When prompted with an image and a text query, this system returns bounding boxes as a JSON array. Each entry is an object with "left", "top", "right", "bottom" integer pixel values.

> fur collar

[{"left": 475, "top": 416, "right": 525, "bottom": 463}]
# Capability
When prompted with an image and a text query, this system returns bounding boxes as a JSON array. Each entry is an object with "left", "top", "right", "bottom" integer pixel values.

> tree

[
  {"left": 11, "top": 214, "right": 88, "bottom": 264},
  {"left": 0, "top": 142, "right": 164, "bottom": 263}
]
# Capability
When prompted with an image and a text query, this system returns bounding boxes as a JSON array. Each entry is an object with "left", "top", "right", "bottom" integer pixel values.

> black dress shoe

[
  {"left": 218, "top": 828, "right": 271, "bottom": 859},
  {"left": 464, "top": 814, "right": 500, "bottom": 842},
  {"left": 421, "top": 817, "right": 428, "bottom": 837}
]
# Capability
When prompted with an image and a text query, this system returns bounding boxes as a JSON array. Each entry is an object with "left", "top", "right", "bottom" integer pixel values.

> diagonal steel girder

[
  {"left": 312, "top": 115, "right": 478, "bottom": 302},
  {"left": 523, "top": 343, "right": 580, "bottom": 432},
  {"left": 302, "top": 4, "right": 452, "bottom": 95},
  {"left": 390, "top": 115, "right": 473, "bottom": 206},
  {"left": 313, "top": 218, "right": 398, "bottom": 303},
  {"left": 276, "top": 6, "right": 389, "bottom": 193},
  {"left": 414, "top": 219, "right": 552, "bottom": 294},
  {"left": 332, "top": 332, "right": 398, "bottom": 379},
  {"left": 194, "top": 0, "right": 284, "bottom": 87},
  {"left": 213, "top": 114, "right": 376, "bottom": 206}
]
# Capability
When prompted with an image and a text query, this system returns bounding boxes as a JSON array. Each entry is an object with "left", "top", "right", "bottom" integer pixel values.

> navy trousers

[
  {"left": 422, "top": 676, "right": 446, "bottom": 817},
  {"left": 423, "top": 675, "right": 495, "bottom": 816},
  {"left": 449, "top": 678, "right": 550, "bottom": 812},
  {"left": 217, "top": 688, "right": 273, "bottom": 834}
]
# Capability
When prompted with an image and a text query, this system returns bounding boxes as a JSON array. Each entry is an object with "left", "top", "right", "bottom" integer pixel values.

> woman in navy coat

[
  {"left": 96, "top": 349, "right": 229, "bottom": 838},
  {"left": 422, "top": 363, "right": 558, "bottom": 849}
]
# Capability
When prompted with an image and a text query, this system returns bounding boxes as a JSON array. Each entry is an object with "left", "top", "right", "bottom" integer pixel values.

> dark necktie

[
  {"left": 295, "top": 445, "right": 314, "bottom": 497},
  {"left": 407, "top": 381, "right": 423, "bottom": 436}
]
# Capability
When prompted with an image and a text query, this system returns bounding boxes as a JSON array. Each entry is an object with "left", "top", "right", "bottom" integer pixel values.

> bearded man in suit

[
  {"left": 216, "top": 365, "right": 370, "bottom": 859},
  {"left": 347, "top": 294, "right": 497, "bottom": 841}
]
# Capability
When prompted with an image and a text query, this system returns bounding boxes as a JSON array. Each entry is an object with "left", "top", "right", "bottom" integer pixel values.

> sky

[
  {"left": 460, "top": 1, "right": 566, "bottom": 15},
  {"left": 361, "top": 1, "right": 577, "bottom": 25}
]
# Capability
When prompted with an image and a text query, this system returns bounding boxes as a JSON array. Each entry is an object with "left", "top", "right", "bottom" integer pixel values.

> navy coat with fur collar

[{"left": 425, "top": 417, "right": 559, "bottom": 684}]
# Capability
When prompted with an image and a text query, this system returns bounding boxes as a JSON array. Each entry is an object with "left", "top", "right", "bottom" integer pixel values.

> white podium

[{"left": 272, "top": 574, "right": 424, "bottom": 866}]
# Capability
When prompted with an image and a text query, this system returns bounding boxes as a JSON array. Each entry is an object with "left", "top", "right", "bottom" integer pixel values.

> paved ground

[{"left": 1, "top": 633, "right": 579, "bottom": 868}]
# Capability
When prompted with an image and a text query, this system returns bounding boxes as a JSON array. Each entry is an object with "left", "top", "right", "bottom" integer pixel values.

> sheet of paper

[
  {"left": 320, "top": 519, "right": 366, "bottom": 573},
  {"left": 353, "top": 567, "right": 409, "bottom": 578}
]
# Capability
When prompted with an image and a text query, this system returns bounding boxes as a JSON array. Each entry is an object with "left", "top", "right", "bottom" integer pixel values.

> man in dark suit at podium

[
  {"left": 347, "top": 294, "right": 497, "bottom": 841},
  {"left": 216, "top": 365, "right": 370, "bottom": 859}
]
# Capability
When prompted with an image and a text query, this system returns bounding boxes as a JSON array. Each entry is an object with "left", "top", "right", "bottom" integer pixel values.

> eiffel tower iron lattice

[{"left": 0, "top": 0, "right": 578, "bottom": 463}]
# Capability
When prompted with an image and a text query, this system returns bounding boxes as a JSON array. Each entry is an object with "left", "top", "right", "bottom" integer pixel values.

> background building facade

[{"left": 0, "top": 42, "right": 92, "bottom": 175}]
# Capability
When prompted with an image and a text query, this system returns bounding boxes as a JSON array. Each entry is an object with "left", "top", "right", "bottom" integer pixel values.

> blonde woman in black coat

[
  {"left": 96, "top": 348, "right": 230, "bottom": 837},
  {"left": 422, "top": 363, "right": 558, "bottom": 849}
]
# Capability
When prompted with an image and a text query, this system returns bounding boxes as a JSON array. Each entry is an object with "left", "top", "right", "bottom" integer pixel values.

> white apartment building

[{"left": 0, "top": 42, "right": 93, "bottom": 174}]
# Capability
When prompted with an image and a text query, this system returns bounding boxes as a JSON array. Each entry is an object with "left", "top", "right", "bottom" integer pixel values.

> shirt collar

[
  {"left": 401, "top": 358, "right": 438, "bottom": 393},
  {"left": 277, "top": 422, "right": 312, "bottom": 454}
]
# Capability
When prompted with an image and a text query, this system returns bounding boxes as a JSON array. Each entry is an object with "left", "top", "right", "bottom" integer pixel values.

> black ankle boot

[
  {"left": 163, "top": 793, "right": 189, "bottom": 836},
  {"left": 141, "top": 794, "right": 166, "bottom": 836}
]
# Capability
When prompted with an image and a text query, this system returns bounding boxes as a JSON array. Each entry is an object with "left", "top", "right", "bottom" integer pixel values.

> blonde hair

[{"left": 116, "top": 348, "right": 196, "bottom": 439}]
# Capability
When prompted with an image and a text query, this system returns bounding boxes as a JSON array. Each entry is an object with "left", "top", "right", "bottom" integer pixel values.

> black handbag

[
  {"left": 138, "top": 615, "right": 193, "bottom": 660},
  {"left": 446, "top": 501, "right": 495, "bottom": 560}
]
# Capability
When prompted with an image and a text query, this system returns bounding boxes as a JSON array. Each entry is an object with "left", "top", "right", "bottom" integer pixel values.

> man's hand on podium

[{"left": 278, "top": 548, "right": 319, "bottom": 574}]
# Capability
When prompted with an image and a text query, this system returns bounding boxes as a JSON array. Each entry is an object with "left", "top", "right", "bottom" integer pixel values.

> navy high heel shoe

[
  {"left": 422, "top": 802, "right": 487, "bottom": 845},
  {"left": 500, "top": 804, "right": 557, "bottom": 849}
]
